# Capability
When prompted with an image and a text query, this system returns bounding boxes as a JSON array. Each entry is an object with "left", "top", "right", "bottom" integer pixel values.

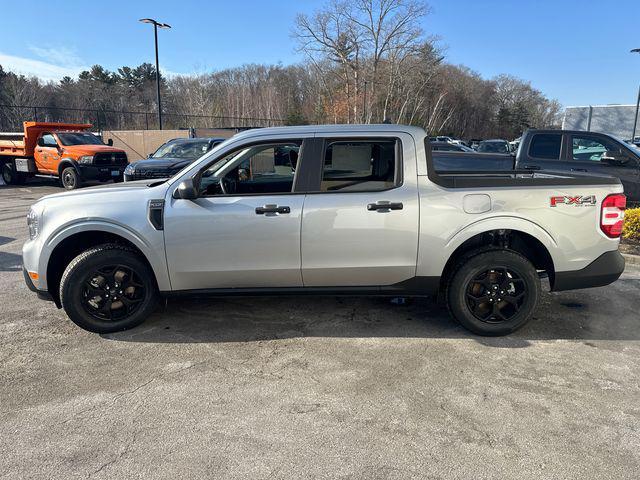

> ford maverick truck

[
  {"left": 1, "top": 122, "right": 128, "bottom": 189},
  {"left": 22, "top": 125, "right": 627, "bottom": 336}
]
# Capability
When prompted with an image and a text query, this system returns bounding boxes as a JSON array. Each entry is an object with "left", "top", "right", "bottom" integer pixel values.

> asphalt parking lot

[{"left": 1, "top": 179, "right": 640, "bottom": 479}]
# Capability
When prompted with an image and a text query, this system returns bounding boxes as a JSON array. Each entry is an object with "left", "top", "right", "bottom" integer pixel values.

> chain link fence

[{"left": 0, "top": 104, "right": 286, "bottom": 132}]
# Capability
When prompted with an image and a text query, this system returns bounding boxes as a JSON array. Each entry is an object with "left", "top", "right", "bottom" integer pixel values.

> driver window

[
  {"left": 572, "top": 136, "right": 618, "bottom": 162},
  {"left": 41, "top": 133, "right": 57, "bottom": 147},
  {"left": 199, "top": 141, "right": 300, "bottom": 196}
]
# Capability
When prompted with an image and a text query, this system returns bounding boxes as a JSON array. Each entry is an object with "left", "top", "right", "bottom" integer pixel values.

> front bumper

[
  {"left": 23, "top": 268, "right": 56, "bottom": 304},
  {"left": 78, "top": 164, "right": 126, "bottom": 182},
  {"left": 552, "top": 250, "right": 625, "bottom": 291}
]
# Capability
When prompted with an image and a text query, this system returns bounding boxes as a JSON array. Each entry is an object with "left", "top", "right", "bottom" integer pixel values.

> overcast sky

[{"left": 0, "top": 0, "right": 639, "bottom": 107}]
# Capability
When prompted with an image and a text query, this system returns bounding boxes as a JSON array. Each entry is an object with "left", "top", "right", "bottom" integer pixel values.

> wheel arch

[
  {"left": 42, "top": 222, "right": 170, "bottom": 306},
  {"left": 57, "top": 158, "right": 78, "bottom": 172},
  {"left": 439, "top": 217, "right": 558, "bottom": 291},
  {"left": 57, "top": 158, "right": 80, "bottom": 176}
]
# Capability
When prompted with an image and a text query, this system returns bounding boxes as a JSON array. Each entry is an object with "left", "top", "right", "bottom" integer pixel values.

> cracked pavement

[{"left": 1, "top": 180, "right": 640, "bottom": 479}]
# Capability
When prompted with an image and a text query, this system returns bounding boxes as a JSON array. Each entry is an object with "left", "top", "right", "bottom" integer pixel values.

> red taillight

[{"left": 600, "top": 194, "right": 626, "bottom": 238}]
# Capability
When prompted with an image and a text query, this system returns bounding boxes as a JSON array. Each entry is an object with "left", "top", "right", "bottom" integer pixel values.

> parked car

[
  {"left": 476, "top": 139, "right": 511, "bottom": 154},
  {"left": 430, "top": 141, "right": 475, "bottom": 152},
  {"left": 23, "top": 124, "right": 627, "bottom": 337},
  {"left": 432, "top": 129, "right": 640, "bottom": 201},
  {"left": 123, "top": 137, "right": 225, "bottom": 181},
  {"left": 429, "top": 135, "right": 467, "bottom": 147},
  {"left": 0, "top": 122, "right": 128, "bottom": 189},
  {"left": 469, "top": 139, "right": 483, "bottom": 150}
]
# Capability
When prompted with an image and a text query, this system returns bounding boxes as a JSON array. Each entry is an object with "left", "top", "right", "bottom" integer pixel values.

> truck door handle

[
  {"left": 255, "top": 204, "right": 290, "bottom": 215},
  {"left": 367, "top": 201, "right": 403, "bottom": 211},
  {"left": 523, "top": 165, "right": 541, "bottom": 170},
  {"left": 571, "top": 168, "right": 587, "bottom": 172}
]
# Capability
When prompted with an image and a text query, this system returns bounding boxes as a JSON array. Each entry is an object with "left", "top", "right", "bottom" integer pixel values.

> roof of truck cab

[{"left": 231, "top": 124, "right": 427, "bottom": 140}]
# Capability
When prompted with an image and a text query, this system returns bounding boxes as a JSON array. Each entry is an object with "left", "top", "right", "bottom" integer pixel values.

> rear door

[
  {"left": 300, "top": 132, "right": 419, "bottom": 287},
  {"left": 518, "top": 132, "right": 566, "bottom": 172}
]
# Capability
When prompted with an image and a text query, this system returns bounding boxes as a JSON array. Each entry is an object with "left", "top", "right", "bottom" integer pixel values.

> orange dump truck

[{"left": 0, "top": 122, "right": 129, "bottom": 189}]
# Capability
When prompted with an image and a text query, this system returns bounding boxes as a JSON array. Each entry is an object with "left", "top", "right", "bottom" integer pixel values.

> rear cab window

[{"left": 528, "top": 133, "right": 562, "bottom": 160}]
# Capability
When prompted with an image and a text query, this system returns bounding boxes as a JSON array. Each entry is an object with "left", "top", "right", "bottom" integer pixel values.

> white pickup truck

[{"left": 22, "top": 125, "right": 627, "bottom": 336}]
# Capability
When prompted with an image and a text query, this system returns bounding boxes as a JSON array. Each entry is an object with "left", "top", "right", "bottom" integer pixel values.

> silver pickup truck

[{"left": 22, "top": 125, "right": 627, "bottom": 336}]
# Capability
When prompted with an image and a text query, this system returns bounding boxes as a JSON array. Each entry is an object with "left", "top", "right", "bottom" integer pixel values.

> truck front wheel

[
  {"left": 59, "top": 244, "right": 159, "bottom": 333},
  {"left": 446, "top": 250, "right": 540, "bottom": 336},
  {"left": 60, "top": 167, "right": 82, "bottom": 190}
]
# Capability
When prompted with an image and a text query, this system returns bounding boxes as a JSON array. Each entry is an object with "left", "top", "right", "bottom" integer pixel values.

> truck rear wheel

[
  {"left": 61, "top": 167, "right": 81, "bottom": 190},
  {"left": 446, "top": 250, "right": 540, "bottom": 336},
  {"left": 2, "top": 163, "right": 26, "bottom": 185},
  {"left": 59, "top": 244, "right": 159, "bottom": 333}
]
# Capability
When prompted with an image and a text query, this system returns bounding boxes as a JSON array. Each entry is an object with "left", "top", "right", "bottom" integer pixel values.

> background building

[{"left": 563, "top": 104, "right": 639, "bottom": 139}]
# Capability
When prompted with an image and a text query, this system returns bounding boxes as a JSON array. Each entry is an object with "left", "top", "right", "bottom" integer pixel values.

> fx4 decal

[{"left": 550, "top": 195, "right": 597, "bottom": 207}]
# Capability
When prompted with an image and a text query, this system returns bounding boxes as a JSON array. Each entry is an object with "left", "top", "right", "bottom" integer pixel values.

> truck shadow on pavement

[
  {"left": 0, "top": 251, "right": 22, "bottom": 271},
  {"left": 106, "top": 274, "right": 640, "bottom": 347}
]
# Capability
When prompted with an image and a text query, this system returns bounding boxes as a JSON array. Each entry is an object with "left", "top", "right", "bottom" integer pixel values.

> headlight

[
  {"left": 26, "top": 207, "right": 42, "bottom": 240},
  {"left": 124, "top": 164, "right": 135, "bottom": 175},
  {"left": 78, "top": 155, "right": 94, "bottom": 164}
]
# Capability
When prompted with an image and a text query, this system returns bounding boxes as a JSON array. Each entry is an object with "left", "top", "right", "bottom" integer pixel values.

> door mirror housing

[
  {"left": 107, "top": 138, "right": 113, "bottom": 146},
  {"left": 37, "top": 137, "right": 45, "bottom": 147},
  {"left": 601, "top": 150, "right": 630, "bottom": 165},
  {"left": 173, "top": 178, "right": 198, "bottom": 200}
]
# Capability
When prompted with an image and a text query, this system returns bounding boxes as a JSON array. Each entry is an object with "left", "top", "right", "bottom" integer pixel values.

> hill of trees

[{"left": 0, "top": 0, "right": 560, "bottom": 139}]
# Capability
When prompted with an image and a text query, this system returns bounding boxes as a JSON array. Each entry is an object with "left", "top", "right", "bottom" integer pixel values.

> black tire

[
  {"left": 59, "top": 244, "right": 159, "bottom": 333},
  {"left": 60, "top": 166, "right": 81, "bottom": 190},
  {"left": 446, "top": 250, "right": 540, "bottom": 336},
  {"left": 2, "top": 163, "right": 26, "bottom": 185}
]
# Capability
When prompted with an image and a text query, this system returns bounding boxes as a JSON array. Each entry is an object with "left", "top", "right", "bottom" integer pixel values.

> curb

[{"left": 622, "top": 253, "right": 640, "bottom": 266}]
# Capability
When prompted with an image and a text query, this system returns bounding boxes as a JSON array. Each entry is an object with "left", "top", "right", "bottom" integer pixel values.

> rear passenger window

[
  {"left": 321, "top": 140, "right": 398, "bottom": 192},
  {"left": 529, "top": 134, "right": 562, "bottom": 160}
]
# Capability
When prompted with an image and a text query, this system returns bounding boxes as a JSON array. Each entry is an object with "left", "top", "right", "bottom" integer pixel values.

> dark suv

[{"left": 124, "top": 137, "right": 225, "bottom": 181}]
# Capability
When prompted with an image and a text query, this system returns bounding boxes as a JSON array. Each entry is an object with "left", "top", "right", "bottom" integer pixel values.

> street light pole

[
  {"left": 140, "top": 18, "right": 171, "bottom": 130},
  {"left": 631, "top": 48, "right": 640, "bottom": 142}
]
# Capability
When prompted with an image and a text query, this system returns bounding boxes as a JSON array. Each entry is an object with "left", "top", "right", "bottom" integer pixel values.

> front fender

[
  {"left": 57, "top": 158, "right": 79, "bottom": 175},
  {"left": 38, "top": 220, "right": 171, "bottom": 291}
]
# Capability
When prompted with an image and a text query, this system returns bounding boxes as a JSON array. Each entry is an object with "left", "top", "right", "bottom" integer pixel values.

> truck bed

[
  {"left": 0, "top": 133, "right": 26, "bottom": 157},
  {"left": 430, "top": 169, "right": 621, "bottom": 188},
  {"left": 432, "top": 151, "right": 515, "bottom": 172}
]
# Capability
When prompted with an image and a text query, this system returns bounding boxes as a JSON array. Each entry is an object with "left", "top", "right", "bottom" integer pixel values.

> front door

[
  {"left": 569, "top": 133, "right": 640, "bottom": 201},
  {"left": 34, "top": 133, "right": 60, "bottom": 174},
  {"left": 300, "top": 134, "right": 419, "bottom": 287},
  {"left": 163, "top": 139, "right": 308, "bottom": 291}
]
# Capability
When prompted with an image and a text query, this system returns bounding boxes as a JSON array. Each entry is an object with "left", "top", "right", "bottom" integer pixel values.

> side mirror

[
  {"left": 602, "top": 151, "right": 629, "bottom": 165},
  {"left": 147, "top": 153, "right": 153, "bottom": 158},
  {"left": 173, "top": 178, "right": 198, "bottom": 200},
  {"left": 107, "top": 138, "right": 113, "bottom": 146},
  {"left": 37, "top": 137, "right": 45, "bottom": 147}
]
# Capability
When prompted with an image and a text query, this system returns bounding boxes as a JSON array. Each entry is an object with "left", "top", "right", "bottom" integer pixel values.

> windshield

[
  {"left": 477, "top": 141, "right": 509, "bottom": 153},
  {"left": 152, "top": 140, "right": 211, "bottom": 160},
  {"left": 57, "top": 132, "right": 104, "bottom": 146}
]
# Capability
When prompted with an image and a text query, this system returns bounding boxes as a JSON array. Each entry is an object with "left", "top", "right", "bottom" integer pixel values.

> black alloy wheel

[
  {"left": 465, "top": 267, "right": 526, "bottom": 323},
  {"left": 447, "top": 250, "right": 540, "bottom": 336},
  {"left": 59, "top": 244, "right": 159, "bottom": 333},
  {"left": 81, "top": 264, "right": 147, "bottom": 321}
]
